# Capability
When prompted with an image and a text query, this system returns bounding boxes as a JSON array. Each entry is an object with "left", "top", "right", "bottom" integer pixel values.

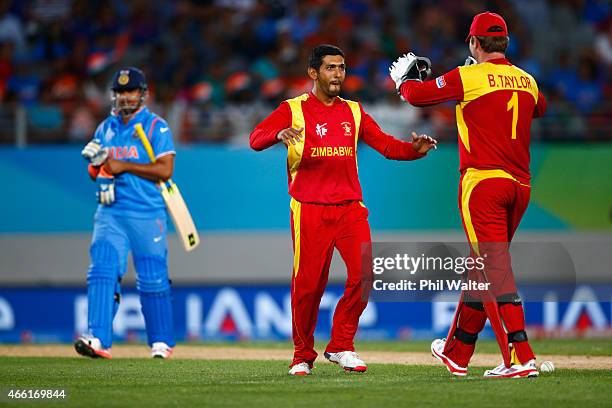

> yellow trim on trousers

[
  {"left": 290, "top": 198, "right": 302, "bottom": 277},
  {"left": 460, "top": 168, "right": 524, "bottom": 256}
]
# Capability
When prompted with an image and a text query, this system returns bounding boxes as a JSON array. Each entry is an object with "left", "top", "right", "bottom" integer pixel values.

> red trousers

[
  {"left": 459, "top": 168, "right": 530, "bottom": 297},
  {"left": 447, "top": 168, "right": 535, "bottom": 366},
  {"left": 289, "top": 199, "right": 371, "bottom": 367}
]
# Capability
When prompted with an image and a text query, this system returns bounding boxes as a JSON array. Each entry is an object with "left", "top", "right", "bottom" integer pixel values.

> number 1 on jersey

[{"left": 507, "top": 91, "right": 518, "bottom": 140}]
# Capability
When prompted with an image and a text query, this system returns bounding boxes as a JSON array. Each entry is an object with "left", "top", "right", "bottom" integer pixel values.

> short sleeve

[
  {"left": 92, "top": 121, "right": 106, "bottom": 146},
  {"left": 149, "top": 117, "right": 176, "bottom": 159}
]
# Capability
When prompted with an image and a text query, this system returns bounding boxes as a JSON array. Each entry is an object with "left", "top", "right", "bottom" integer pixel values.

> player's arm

[
  {"left": 249, "top": 102, "right": 295, "bottom": 150},
  {"left": 103, "top": 153, "right": 174, "bottom": 181},
  {"left": 399, "top": 67, "right": 463, "bottom": 106},
  {"left": 360, "top": 109, "right": 436, "bottom": 159},
  {"left": 108, "top": 117, "right": 177, "bottom": 181},
  {"left": 533, "top": 90, "right": 547, "bottom": 118},
  {"left": 81, "top": 125, "right": 109, "bottom": 181}
]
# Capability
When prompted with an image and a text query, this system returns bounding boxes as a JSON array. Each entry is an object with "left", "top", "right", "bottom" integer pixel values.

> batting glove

[
  {"left": 389, "top": 52, "right": 432, "bottom": 90},
  {"left": 82, "top": 139, "right": 109, "bottom": 167},
  {"left": 96, "top": 173, "right": 115, "bottom": 205}
]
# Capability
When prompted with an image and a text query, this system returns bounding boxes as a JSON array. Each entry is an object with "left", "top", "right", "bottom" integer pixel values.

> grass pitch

[
  {"left": 210, "top": 338, "right": 612, "bottom": 356},
  {"left": 1, "top": 339, "right": 610, "bottom": 408}
]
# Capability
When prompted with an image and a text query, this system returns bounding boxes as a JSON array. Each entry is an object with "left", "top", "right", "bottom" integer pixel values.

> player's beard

[
  {"left": 323, "top": 79, "right": 342, "bottom": 97},
  {"left": 113, "top": 93, "right": 143, "bottom": 118}
]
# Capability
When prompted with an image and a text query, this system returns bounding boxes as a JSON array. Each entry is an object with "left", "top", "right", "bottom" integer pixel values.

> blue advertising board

[{"left": 0, "top": 285, "right": 609, "bottom": 344}]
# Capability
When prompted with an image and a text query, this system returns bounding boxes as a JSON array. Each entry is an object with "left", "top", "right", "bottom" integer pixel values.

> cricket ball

[{"left": 540, "top": 360, "right": 555, "bottom": 373}]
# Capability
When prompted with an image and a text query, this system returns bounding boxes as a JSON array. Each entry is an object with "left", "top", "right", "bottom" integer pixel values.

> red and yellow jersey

[
  {"left": 250, "top": 92, "right": 425, "bottom": 204},
  {"left": 401, "top": 58, "right": 546, "bottom": 184}
]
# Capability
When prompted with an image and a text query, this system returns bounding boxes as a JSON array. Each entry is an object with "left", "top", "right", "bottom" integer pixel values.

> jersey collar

[
  {"left": 486, "top": 57, "right": 511, "bottom": 65},
  {"left": 308, "top": 91, "right": 341, "bottom": 108}
]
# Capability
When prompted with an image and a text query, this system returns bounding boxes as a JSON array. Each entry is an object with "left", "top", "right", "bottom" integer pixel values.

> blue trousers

[{"left": 87, "top": 210, "right": 175, "bottom": 348}]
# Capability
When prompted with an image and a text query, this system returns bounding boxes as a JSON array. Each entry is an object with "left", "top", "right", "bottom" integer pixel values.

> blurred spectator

[
  {"left": 0, "top": 40, "right": 13, "bottom": 99},
  {"left": 539, "top": 88, "right": 587, "bottom": 140},
  {"left": 0, "top": 0, "right": 25, "bottom": 55},
  {"left": 30, "top": 0, "right": 71, "bottom": 22},
  {"left": 548, "top": 51, "right": 577, "bottom": 97},
  {"left": 0, "top": 0, "right": 609, "bottom": 144},
  {"left": 279, "top": 2, "right": 319, "bottom": 43},
  {"left": 27, "top": 83, "right": 63, "bottom": 143},
  {"left": 67, "top": 93, "right": 96, "bottom": 143},
  {"left": 565, "top": 53, "right": 604, "bottom": 114},
  {"left": 583, "top": 0, "right": 611, "bottom": 26},
  {"left": 7, "top": 61, "right": 40, "bottom": 105},
  {"left": 595, "top": 23, "right": 612, "bottom": 65},
  {"left": 363, "top": 95, "right": 420, "bottom": 140}
]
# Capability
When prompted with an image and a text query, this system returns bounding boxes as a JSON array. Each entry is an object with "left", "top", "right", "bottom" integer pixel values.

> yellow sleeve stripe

[
  {"left": 455, "top": 105, "right": 470, "bottom": 153},
  {"left": 286, "top": 94, "right": 310, "bottom": 184},
  {"left": 339, "top": 98, "right": 362, "bottom": 151},
  {"left": 339, "top": 97, "right": 362, "bottom": 174}
]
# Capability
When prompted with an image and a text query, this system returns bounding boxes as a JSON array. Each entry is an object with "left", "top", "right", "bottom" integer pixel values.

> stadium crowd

[{"left": 0, "top": 0, "right": 610, "bottom": 144}]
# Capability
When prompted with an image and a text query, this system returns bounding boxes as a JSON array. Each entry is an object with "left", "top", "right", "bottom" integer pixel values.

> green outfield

[
  {"left": 1, "top": 339, "right": 611, "bottom": 408},
  {"left": 204, "top": 338, "right": 612, "bottom": 356},
  {"left": 362, "top": 338, "right": 612, "bottom": 355}
]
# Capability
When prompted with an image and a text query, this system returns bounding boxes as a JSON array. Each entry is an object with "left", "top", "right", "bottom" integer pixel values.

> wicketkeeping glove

[
  {"left": 96, "top": 173, "right": 115, "bottom": 205},
  {"left": 389, "top": 52, "right": 432, "bottom": 90},
  {"left": 81, "top": 138, "right": 109, "bottom": 167},
  {"left": 464, "top": 56, "right": 477, "bottom": 66}
]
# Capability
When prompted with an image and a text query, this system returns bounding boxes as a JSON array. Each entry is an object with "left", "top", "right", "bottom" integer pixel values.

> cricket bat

[{"left": 134, "top": 123, "right": 200, "bottom": 252}]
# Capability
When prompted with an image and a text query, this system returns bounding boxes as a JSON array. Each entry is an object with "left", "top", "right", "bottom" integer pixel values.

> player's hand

[
  {"left": 277, "top": 127, "right": 304, "bottom": 146},
  {"left": 96, "top": 173, "right": 115, "bottom": 205},
  {"left": 81, "top": 139, "right": 109, "bottom": 167},
  {"left": 389, "top": 53, "right": 432, "bottom": 90},
  {"left": 102, "top": 158, "right": 126, "bottom": 175},
  {"left": 411, "top": 132, "right": 437, "bottom": 154}
]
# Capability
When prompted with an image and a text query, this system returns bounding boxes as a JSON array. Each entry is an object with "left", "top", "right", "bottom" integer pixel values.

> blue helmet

[
  {"left": 110, "top": 67, "right": 147, "bottom": 117},
  {"left": 111, "top": 67, "right": 148, "bottom": 92}
]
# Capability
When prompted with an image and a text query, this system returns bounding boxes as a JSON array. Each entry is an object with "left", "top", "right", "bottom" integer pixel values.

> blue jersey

[{"left": 92, "top": 107, "right": 176, "bottom": 218}]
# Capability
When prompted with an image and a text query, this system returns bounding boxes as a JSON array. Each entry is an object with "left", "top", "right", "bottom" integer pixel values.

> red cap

[{"left": 466, "top": 12, "right": 508, "bottom": 42}]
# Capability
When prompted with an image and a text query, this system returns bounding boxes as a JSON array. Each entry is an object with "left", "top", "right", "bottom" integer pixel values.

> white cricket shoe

[
  {"left": 151, "top": 342, "right": 173, "bottom": 359},
  {"left": 74, "top": 335, "right": 112, "bottom": 359},
  {"left": 484, "top": 359, "right": 539, "bottom": 378},
  {"left": 324, "top": 351, "right": 367, "bottom": 372},
  {"left": 288, "top": 362, "right": 312, "bottom": 376},
  {"left": 431, "top": 338, "right": 467, "bottom": 376}
]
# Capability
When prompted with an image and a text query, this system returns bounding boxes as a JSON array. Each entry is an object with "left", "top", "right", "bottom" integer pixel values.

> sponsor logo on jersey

[
  {"left": 310, "top": 146, "right": 354, "bottom": 157},
  {"left": 316, "top": 123, "right": 328, "bottom": 138},
  {"left": 104, "top": 127, "right": 115, "bottom": 142},
  {"left": 436, "top": 76, "right": 446, "bottom": 89},
  {"left": 109, "top": 146, "right": 139, "bottom": 159},
  {"left": 341, "top": 121, "right": 352, "bottom": 137}
]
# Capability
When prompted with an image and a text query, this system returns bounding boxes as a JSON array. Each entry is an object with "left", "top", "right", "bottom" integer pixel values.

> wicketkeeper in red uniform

[
  {"left": 389, "top": 12, "right": 547, "bottom": 378},
  {"left": 250, "top": 44, "right": 437, "bottom": 376}
]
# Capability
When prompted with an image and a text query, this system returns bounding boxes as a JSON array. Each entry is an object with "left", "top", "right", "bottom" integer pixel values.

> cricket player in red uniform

[
  {"left": 251, "top": 44, "right": 437, "bottom": 376},
  {"left": 389, "top": 12, "right": 547, "bottom": 378}
]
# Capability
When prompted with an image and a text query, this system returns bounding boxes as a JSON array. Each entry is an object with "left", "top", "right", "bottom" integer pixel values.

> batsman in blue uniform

[{"left": 75, "top": 67, "right": 176, "bottom": 359}]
